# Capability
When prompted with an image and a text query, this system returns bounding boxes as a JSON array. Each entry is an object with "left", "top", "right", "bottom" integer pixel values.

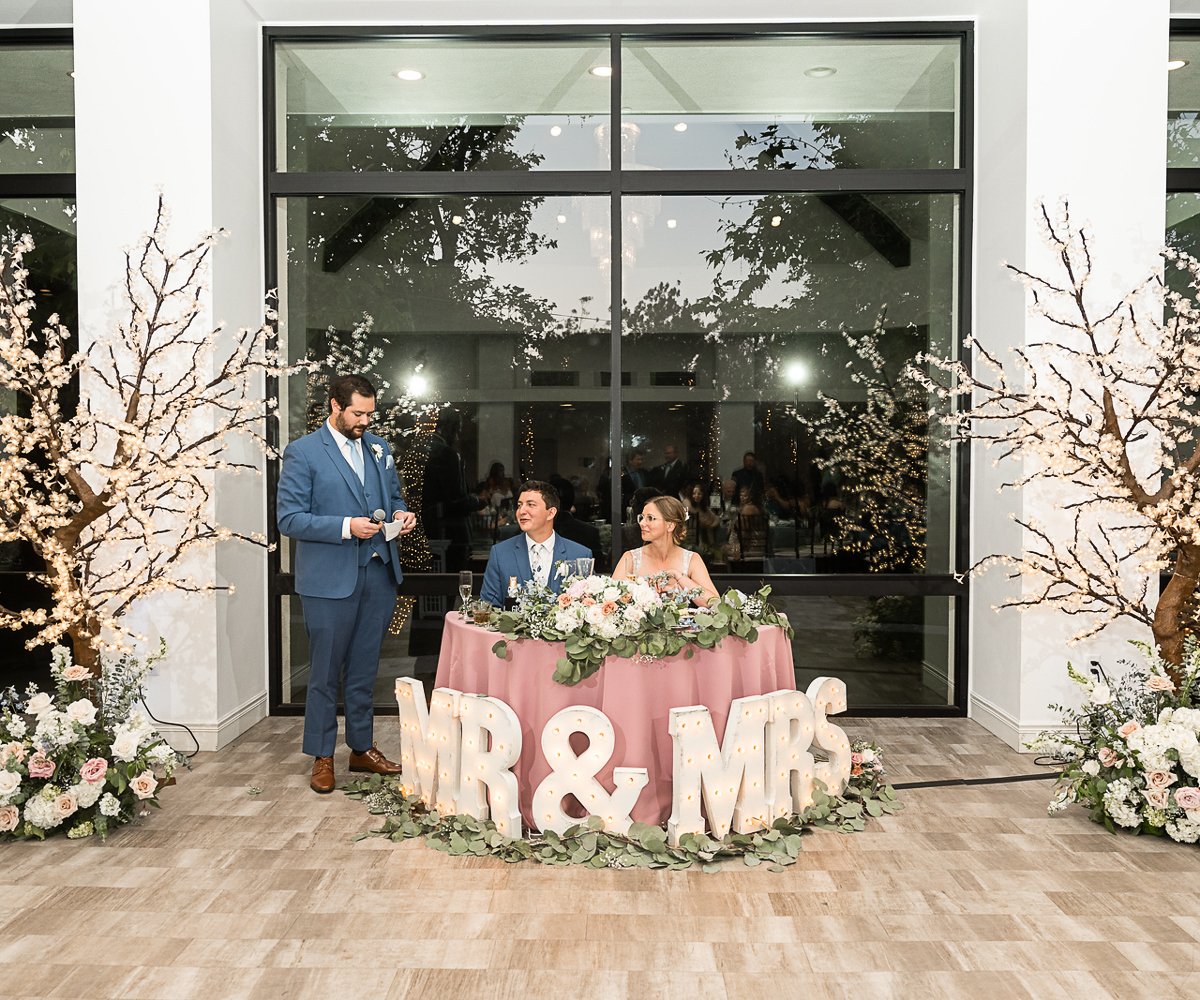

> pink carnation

[
  {"left": 26, "top": 752, "right": 55, "bottom": 779},
  {"left": 80, "top": 758, "right": 108, "bottom": 784},
  {"left": 1117, "top": 721, "right": 1141, "bottom": 739}
]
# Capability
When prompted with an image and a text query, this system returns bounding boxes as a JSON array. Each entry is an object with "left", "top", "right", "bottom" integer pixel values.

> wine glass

[
  {"left": 574, "top": 557, "right": 594, "bottom": 579},
  {"left": 457, "top": 570, "right": 473, "bottom": 620}
]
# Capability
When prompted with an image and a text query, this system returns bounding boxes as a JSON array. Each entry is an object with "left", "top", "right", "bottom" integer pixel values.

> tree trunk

[{"left": 1153, "top": 543, "right": 1200, "bottom": 683}]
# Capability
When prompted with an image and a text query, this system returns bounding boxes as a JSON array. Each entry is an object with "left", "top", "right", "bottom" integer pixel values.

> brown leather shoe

[
  {"left": 348, "top": 746, "right": 402, "bottom": 775},
  {"left": 310, "top": 756, "right": 335, "bottom": 794}
]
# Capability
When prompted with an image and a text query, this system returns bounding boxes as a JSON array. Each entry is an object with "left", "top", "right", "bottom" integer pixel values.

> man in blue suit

[
  {"left": 277, "top": 374, "right": 417, "bottom": 794},
  {"left": 480, "top": 480, "right": 591, "bottom": 605}
]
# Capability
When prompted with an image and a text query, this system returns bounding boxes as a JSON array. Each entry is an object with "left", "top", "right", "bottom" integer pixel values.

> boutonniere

[{"left": 370, "top": 443, "right": 384, "bottom": 462}]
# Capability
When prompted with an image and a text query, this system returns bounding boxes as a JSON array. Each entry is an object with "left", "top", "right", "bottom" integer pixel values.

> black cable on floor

[
  {"left": 892, "top": 771, "right": 1060, "bottom": 790},
  {"left": 138, "top": 689, "right": 201, "bottom": 759}
]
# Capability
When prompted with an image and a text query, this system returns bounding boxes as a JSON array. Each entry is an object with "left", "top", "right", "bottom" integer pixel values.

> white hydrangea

[
  {"left": 1159, "top": 707, "right": 1200, "bottom": 733},
  {"left": 6, "top": 717, "right": 26, "bottom": 740},
  {"left": 148, "top": 744, "right": 176, "bottom": 765},
  {"left": 1103, "top": 779, "right": 1142, "bottom": 829},
  {"left": 1127, "top": 723, "right": 1200, "bottom": 778},
  {"left": 1166, "top": 817, "right": 1200, "bottom": 844},
  {"left": 98, "top": 793, "right": 121, "bottom": 818},
  {"left": 72, "top": 781, "right": 103, "bottom": 810},
  {"left": 23, "top": 792, "right": 65, "bottom": 830}
]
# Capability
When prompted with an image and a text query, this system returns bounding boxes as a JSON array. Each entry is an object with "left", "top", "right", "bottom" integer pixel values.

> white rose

[
  {"left": 1081, "top": 759, "right": 1100, "bottom": 776},
  {"left": 860, "top": 748, "right": 877, "bottom": 764},
  {"left": 66, "top": 699, "right": 97, "bottom": 727},
  {"left": 1088, "top": 683, "right": 1111, "bottom": 706},
  {"left": 110, "top": 730, "right": 140, "bottom": 763},
  {"left": 0, "top": 771, "right": 21, "bottom": 799},
  {"left": 25, "top": 692, "right": 53, "bottom": 717},
  {"left": 602, "top": 586, "right": 620, "bottom": 603}
]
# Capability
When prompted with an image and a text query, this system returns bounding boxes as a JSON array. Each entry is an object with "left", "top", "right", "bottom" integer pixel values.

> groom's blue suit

[
  {"left": 277, "top": 423, "right": 407, "bottom": 757},
  {"left": 480, "top": 531, "right": 590, "bottom": 606}
]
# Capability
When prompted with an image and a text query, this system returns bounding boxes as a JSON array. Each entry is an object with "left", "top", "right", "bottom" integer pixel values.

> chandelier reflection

[{"left": 576, "top": 122, "right": 660, "bottom": 275}]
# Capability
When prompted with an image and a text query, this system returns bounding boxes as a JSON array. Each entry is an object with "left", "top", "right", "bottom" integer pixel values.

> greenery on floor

[{"left": 344, "top": 751, "right": 901, "bottom": 872}]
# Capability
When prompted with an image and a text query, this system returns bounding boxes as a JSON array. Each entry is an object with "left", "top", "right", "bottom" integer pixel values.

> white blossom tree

[
  {"left": 0, "top": 196, "right": 299, "bottom": 674},
  {"left": 912, "top": 203, "right": 1200, "bottom": 677}
]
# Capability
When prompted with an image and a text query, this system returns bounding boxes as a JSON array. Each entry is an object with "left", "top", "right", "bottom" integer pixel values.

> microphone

[{"left": 371, "top": 509, "right": 387, "bottom": 524}]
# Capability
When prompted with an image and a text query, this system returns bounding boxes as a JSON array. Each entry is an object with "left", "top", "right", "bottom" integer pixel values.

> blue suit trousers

[{"left": 299, "top": 558, "right": 397, "bottom": 757}]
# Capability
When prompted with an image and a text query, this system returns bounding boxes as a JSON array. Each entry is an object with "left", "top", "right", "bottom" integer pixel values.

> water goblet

[
  {"left": 574, "top": 557, "right": 594, "bottom": 579},
  {"left": 457, "top": 570, "right": 473, "bottom": 620}
]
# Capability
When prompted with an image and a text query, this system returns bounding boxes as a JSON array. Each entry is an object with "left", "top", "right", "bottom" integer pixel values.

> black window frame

[{"left": 262, "top": 21, "right": 974, "bottom": 717}]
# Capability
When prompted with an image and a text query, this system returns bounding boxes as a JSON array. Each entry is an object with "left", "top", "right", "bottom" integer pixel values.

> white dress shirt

[{"left": 327, "top": 419, "right": 363, "bottom": 540}]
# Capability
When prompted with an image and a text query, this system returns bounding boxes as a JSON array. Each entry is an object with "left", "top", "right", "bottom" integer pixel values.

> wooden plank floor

[{"left": 1, "top": 715, "right": 1197, "bottom": 999}]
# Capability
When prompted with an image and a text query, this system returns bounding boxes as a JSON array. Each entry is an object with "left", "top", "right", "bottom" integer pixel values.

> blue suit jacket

[
  {"left": 277, "top": 425, "right": 407, "bottom": 599},
  {"left": 480, "top": 531, "right": 591, "bottom": 605}
]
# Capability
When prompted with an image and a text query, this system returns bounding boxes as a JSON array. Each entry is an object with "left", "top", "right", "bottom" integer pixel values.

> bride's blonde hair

[{"left": 646, "top": 495, "right": 688, "bottom": 544}]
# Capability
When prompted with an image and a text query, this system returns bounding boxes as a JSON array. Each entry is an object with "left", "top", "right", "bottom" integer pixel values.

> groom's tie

[{"left": 531, "top": 543, "right": 546, "bottom": 588}]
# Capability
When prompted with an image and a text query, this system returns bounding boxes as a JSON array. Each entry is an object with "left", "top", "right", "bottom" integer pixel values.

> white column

[
  {"left": 968, "top": 0, "right": 1169, "bottom": 748},
  {"left": 74, "top": 1, "right": 269, "bottom": 749}
]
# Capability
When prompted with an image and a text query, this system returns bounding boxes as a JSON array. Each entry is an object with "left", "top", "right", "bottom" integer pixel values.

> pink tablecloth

[{"left": 433, "top": 613, "right": 796, "bottom": 828}]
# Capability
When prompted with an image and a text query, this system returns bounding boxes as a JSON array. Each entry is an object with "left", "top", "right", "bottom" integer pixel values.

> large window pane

[
  {"left": 787, "top": 594, "right": 954, "bottom": 708},
  {"left": 620, "top": 192, "right": 957, "bottom": 574},
  {"left": 621, "top": 36, "right": 960, "bottom": 171},
  {"left": 0, "top": 44, "right": 74, "bottom": 173},
  {"left": 1169, "top": 41, "right": 1200, "bottom": 168},
  {"left": 276, "top": 39, "right": 611, "bottom": 173}
]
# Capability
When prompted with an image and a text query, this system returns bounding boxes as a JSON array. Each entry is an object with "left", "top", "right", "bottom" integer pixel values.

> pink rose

[
  {"left": 80, "top": 758, "right": 108, "bottom": 784},
  {"left": 601, "top": 601, "right": 617, "bottom": 615},
  {"left": 851, "top": 752, "right": 864, "bottom": 765},
  {"left": 53, "top": 792, "right": 77, "bottom": 820},
  {"left": 129, "top": 770, "right": 158, "bottom": 800},
  {"left": 1147, "top": 675, "right": 1175, "bottom": 693},
  {"left": 1174, "top": 787, "right": 1200, "bottom": 811},
  {"left": 1097, "top": 747, "right": 1121, "bottom": 768},
  {"left": 1118, "top": 721, "right": 1141, "bottom": 739},
  {"left": 557, "top": 594, "right": 572, "bottom": 608},
  {"left": 0, "top": 742, "right": 26, "bottom": 766},
  {"left": 61, "top": 665, "right": 90, "bottom": 682},
  {"left": 1146, "top": 770, "right": 1177, "bottom": 791},
  {"left": 26, "top": 752, "right": 55, "bottom": 779},
  {"left": 1143, "top": 787, "right": 1170, "bottom": 810},
  {"left": 0, "top": 803, "right": 18, "bottom": 832}
]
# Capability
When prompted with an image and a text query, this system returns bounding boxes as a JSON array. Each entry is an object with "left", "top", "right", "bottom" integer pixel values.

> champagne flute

[{"left": 457, "top": 570, "right": 473, "bottom": 620}]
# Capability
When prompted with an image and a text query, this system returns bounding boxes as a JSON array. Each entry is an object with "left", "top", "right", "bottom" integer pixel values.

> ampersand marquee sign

[{"left": 394, "top": 676, "right": 851, "bottom": 843}]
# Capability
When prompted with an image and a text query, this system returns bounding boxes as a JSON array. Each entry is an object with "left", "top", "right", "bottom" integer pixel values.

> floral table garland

[
  {"left": 488, "top": 574, "right": 794, "bottom": 686},
  {"left": 1031, "top": 639, "right": 1200, "bottom": 843},
  {"left": 0, "top": 643, "right": 178, "bottom": 841}
]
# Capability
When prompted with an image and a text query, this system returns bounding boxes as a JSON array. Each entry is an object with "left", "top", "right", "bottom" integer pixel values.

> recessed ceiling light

[
  {"left": 451, "top": 214, "right": 464, "bottom": 225},
  {"left": 770, "top": 215, "right": 783, "bottom": 227},
  {"left": 549, "top": 125, "right": 563, "bottom": 137},
  {"left": 673, "top": 122, "right": 688, "bottom": 132},
  {"left": 1169, "top": 59, "right": 1189, "bottom": 71},
  {"left": 805, "top": 66, "right": 837, "bottom": 78},
  {"left": 395, "top": 68, "right": 424, "bottom": 81},
  {"left": 589, "top": 65, "right": 613, "bottom": 78},
  {"left": 556, "top": 213, "right": 567, "bottom": 224},
  {"left": 666, "top": 219, "right": 677, "bottom": 229}
]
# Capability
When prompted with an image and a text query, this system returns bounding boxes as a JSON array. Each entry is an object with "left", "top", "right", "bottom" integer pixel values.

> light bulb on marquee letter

[
  {"left": 806, "top": 676, "right": 852, "bottom": 796},
  {"left": 666, "top": 695, "right": 770, "bottom": 845},
  {"left": 457, "top": 693, "right": 523, "bottom": 838},
  {"left": 532, "top": 705, "right": 647, "bottom": 835}
]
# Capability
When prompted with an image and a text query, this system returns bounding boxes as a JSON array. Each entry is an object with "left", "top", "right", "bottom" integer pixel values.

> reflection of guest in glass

[
  {"left": 731, "top": 451, "right": 765, "bottom": 499},
  {"left": 478, "top": 461, "right": 514, "bottom": 512},
  {"left": 548, "top": 474, "right": 603, "bottom": 567},
  {"left": 614, "top": 495, "right": 718, "bottom": 608},
  {"left": 620, "top": 449, "right": 648, "bottom": 511},
  {"left": 621, "top": 485, "right": 662, "bottom": 551},
  {"left": 654, "top": 443, "right": 686, "bottom": 497},
  {"left": 681, "top": 480, "right": 720, "bottom": 555},
  {"left": 724, "top": 486, "right": 767, "bottom": 562},
  {"left": 421, "top": 408, "right": 485, "bottom": 572}
]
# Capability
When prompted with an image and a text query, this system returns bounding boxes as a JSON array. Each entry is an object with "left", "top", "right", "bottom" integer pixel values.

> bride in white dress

[{"left": 612, "top": 495, "right": 719, "bottom": 608}]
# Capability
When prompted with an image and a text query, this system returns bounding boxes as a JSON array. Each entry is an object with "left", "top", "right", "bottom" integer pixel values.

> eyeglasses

[{"left": 636, "top": 513, "right": 668, "bottom": 524}]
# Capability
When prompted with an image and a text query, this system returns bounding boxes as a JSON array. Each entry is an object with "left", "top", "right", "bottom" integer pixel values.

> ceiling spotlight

[
  {"left": 666, "top": 219, "right": 677, "bottom": 229},
  {"left": 395, "top": 68, "right": 425, "bottom": 81},
  {"left": 550, "top": 124, "right": 563, "bottom": 136},
  {"left": 769, "top": 215, "right": 782, "bottom": 227},
  {"left": 673, "top": 122, "right": 688, "bottom": 132},
  {"left": 589, "top": 65, "right": 613, "bottom": 78},
  {"left": 784, "top": 360, "right": 809, "bottom": 386},
  {"left": 804, "top": 66, "right": 837, "bottom": 78},
  {"left": 1169, "top": 59, "right": 1189, "bottom": 71},
  {"left": 450, "top": 214, "right": 464, "bottom": 225},
  {"left": 556, "top": 213, "right": 567, "bottom": 224},
  {"left": 407, "top": 374, "right": 429, "bottom": 396}
]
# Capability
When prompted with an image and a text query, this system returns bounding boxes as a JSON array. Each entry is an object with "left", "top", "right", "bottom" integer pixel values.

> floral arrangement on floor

[
  {"left": 345, "top": 740, "right": 900, "bottom": 870},
  {"left": 1030, "top": 639, "right": 1200, "bottom": 843},
  {"left": 0, "top": 643, "right": 179, "bottom": 841},
  {"left": 489, "top": 576, "right": 794, "bottom": 686}
]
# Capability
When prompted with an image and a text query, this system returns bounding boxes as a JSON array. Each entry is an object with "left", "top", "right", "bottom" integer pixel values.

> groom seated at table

[{"left": 480, "top": 480, "right": 591, "bottom": 605}]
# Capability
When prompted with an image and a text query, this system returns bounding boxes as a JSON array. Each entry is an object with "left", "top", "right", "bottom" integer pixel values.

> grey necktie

[{"left": 346, "top": 440, "right": 364, "bottom": 484}]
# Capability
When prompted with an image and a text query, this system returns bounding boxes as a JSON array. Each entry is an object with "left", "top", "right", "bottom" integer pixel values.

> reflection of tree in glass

[
  {"left": 797, "top": 314, "right": 943, "bottom": 573},
  {"left": 728, "top": 121, "right": 843, "bottom": 171}
]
